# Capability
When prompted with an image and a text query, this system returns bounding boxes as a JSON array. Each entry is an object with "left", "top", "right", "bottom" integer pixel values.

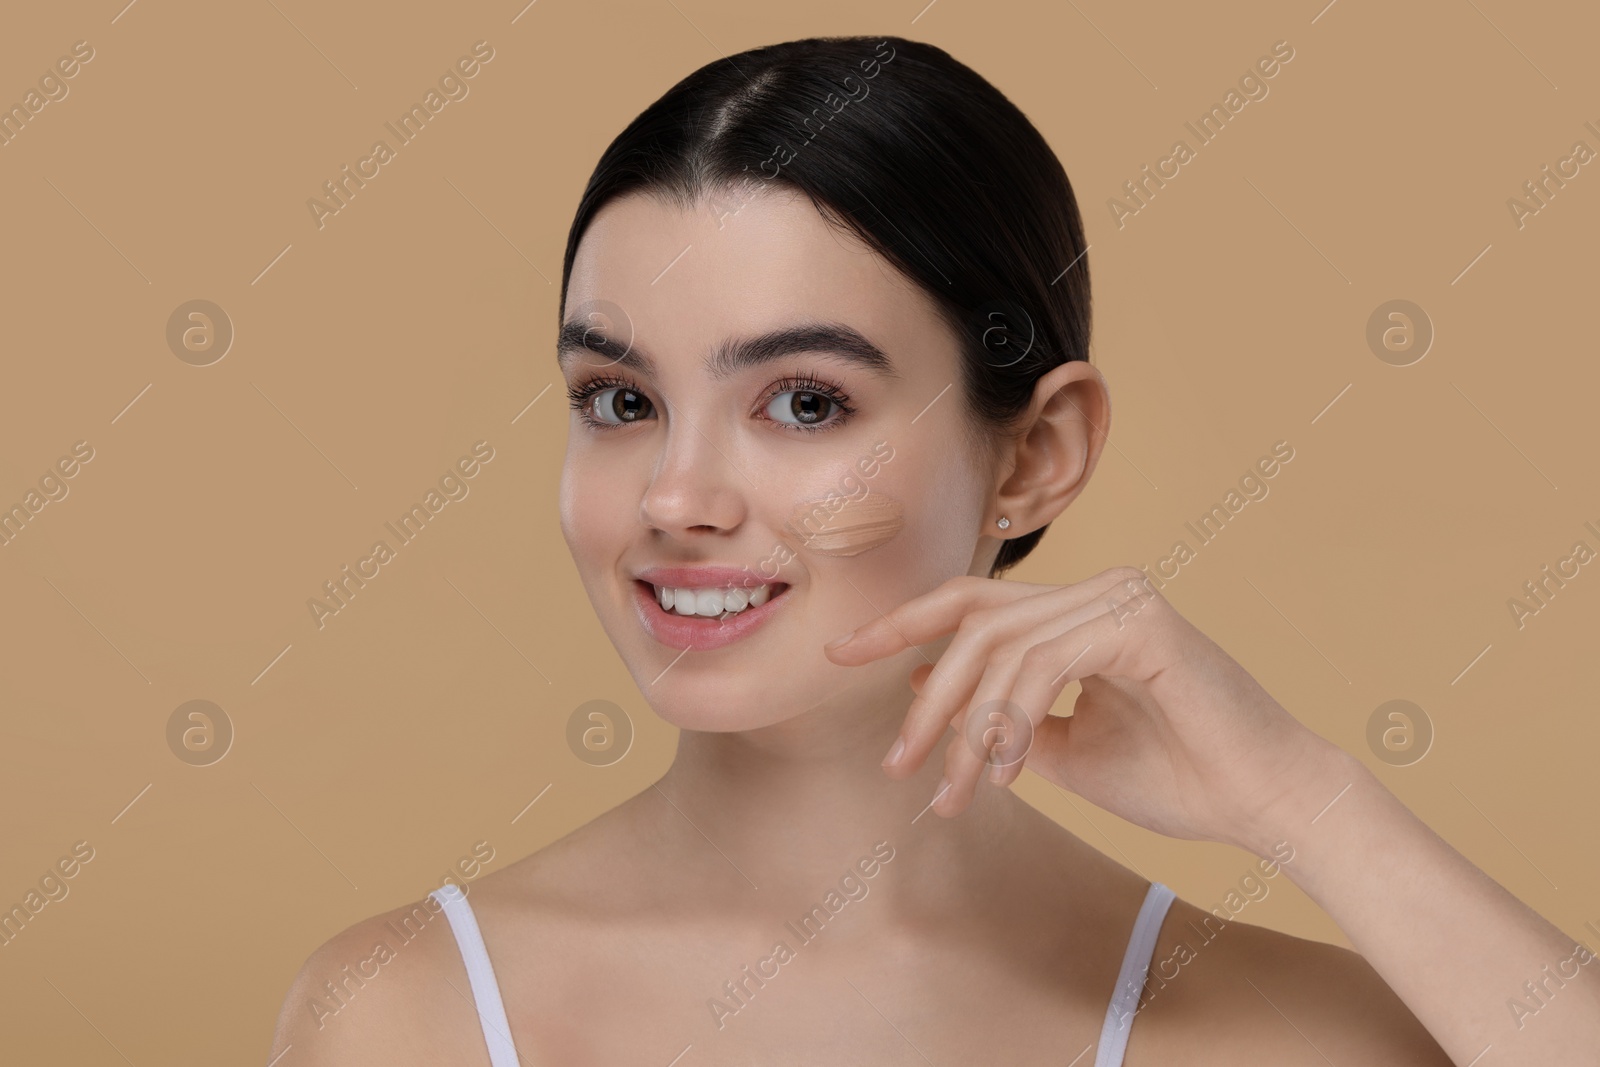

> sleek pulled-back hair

[{"left": 559, "top": 35, "right": 1092, "bottom": 577}]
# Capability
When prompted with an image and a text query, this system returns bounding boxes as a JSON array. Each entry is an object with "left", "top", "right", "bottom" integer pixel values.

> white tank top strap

[
  {"left": 428, "top": 878, "right": 1173, "bottom": 1067},
  {"left": 430, "top": 884, "right": 523, "bottom": 1067},
  {"left": 1093, "top": 880, "right": 1177, "bottom": 1067}
]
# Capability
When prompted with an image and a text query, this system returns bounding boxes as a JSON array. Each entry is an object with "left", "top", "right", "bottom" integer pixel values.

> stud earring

[{"left": 996, "top": 516, "right": 1011, "bottom": 530}]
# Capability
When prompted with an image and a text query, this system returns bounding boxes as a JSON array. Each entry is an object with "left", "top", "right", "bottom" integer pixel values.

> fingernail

[
  {"left": 882, "top": 737, "right": 906, "bottom": 768},
  {"left": 824, "top": 629, "right": 856, "bottom": 651},
  {"left": 930, "top": 776, "right": 951, "bottom": 808}
]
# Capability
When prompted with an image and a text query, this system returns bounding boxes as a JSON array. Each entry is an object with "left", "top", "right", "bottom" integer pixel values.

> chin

[
  {"left": 626, "top": 667, "right": 823, "bottom": 732},
  {"left": 590, "top": 576, "right": 820, "bottom": 731}
]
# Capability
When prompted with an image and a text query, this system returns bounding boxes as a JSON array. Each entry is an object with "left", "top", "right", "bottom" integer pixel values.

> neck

[{"left": 650, "top": 678, "right": 1032, "bottom": 929}]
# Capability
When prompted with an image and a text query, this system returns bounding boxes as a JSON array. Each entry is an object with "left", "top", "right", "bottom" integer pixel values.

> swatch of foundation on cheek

[{"left": 783, "top": 492, "right": 905, "bottom": 556}]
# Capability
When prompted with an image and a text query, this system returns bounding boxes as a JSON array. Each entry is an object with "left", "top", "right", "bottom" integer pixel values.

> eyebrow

[{"left": 556, "top": 320, "right": 901, "bottom": 381}]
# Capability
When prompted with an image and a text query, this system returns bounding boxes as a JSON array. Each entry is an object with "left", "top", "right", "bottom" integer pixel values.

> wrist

[
  {"left": 1260, "top": 745, "right": 1424, "bottom": 904},
  {"left": 1240, "top": 739, "right": 1373, "bottom": 862}
]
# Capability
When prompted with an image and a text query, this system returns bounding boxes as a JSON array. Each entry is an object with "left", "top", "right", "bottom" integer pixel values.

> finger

[
  {"left": 983, "top": 671, "right": 1056, "bottom": 792},
  {"left": 931, "top": 656, "right": 1028, "bottom": 816},
  {"left": 998, "top": 592, "right": 1171, "bottom": 793},
  {"left": 823, "top": 574, "right": 1054, "bottom": 665},
  {"left": 952, "top": 638, "right": 1071, "bottom": 800},
  {"left": 886, "top": 571, "right": 1151, "bottom": 778},
  {"left": 985, "top": 700, "right": 1055, "bottom": 792},
  {"left": 984, "top": 710, "right": 1077, "bottom": 795},
  {"left": 985, "top": 580, "right": 1173, "bottom": 792},
  {"left": 1018, "top": 712, "right": 1076, "bottom": 787},
  {"left": 1016, "top": 581, "right": 1171, "bottom": 703},
  {"left": 831, "top": 566, "right": 1156, "bottom": 666},
  {"left": 908, "top": 662, "right": 935, "bottom": 695}
]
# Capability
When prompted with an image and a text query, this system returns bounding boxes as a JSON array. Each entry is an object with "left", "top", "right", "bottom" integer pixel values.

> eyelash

[{"left": 564, "top": 371, "right": 857, "bottom": 435}]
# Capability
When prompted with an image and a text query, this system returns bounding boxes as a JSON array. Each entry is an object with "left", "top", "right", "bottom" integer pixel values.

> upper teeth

[{"left": 654, "top": 584, "right": 775, "bottom": 617}]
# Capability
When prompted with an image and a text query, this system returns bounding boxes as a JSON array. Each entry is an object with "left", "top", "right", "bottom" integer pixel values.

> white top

[
  {"left": 1095, "top": 880, "right": 1177, "bottom": 1066},
  {"left": 430, "top": 879, "right": 1176, "bottom": 1066},
  {"left": 431, "top": 883, "right": 520, "bottom": 1066}
]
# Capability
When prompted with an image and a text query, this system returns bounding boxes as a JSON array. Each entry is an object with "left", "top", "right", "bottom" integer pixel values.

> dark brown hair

[{"left": 559, "top": 35, "right": 1093, "bottom": 576}]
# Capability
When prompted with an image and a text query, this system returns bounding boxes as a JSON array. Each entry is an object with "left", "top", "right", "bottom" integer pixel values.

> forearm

[{"left": 1256, "top": 744, "right": 1600, "bottom": 1064}]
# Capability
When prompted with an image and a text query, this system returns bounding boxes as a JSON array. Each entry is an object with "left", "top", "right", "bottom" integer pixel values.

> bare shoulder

[
  {"left": 268, "top": 798, "right": 650, "bottom": 1066},
  {"left": 1127, "top": 896, "right": 1453, "bottom": 1066},
  {"left": 268, "top": 891, "right": 488, "bottom": 1067}
]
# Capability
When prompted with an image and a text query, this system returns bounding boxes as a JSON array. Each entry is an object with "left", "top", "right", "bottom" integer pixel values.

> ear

[{"left": 988, "top": 361, "right": 1111, "bottom": 537}]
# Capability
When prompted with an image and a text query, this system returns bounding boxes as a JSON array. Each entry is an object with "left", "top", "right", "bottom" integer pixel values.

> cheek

[
  {"left": 558, "top": 449, "right": 624, "bottom": 564},
  {"left": 558, "top": 459, "right": 581, "bottom": 555},
  {"left": 784, "top": 492, "right": 903, "bottom": 556},
  {"left": 783, "top": 456, "right": 983, "bottom": 582},
  {"left": 875, "top": 454, "right": 991, "bottom": 579}
]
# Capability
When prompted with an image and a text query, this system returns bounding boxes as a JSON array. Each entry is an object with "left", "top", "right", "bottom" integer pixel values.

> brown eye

[
  {"left": 591, "top": 387, "right": 652, "bottom": 424},
  {"left": 764, "top": 389, "right": 834, "bottom": 426}
]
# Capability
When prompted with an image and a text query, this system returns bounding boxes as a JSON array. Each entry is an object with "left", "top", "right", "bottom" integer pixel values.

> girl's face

[{"left": 559, "top": 186, "right": 996, "bottom": 732}]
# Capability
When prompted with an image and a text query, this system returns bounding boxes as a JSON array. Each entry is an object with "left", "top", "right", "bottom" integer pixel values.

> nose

[{"left": 638, "top": 414, "right": 749, "bottom": 537}]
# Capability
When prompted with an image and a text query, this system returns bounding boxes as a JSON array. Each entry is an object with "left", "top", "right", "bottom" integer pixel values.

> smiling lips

[
  {"left": 631, "top": 566, "right": 793, "bottom": 651},
  {"left": 651, "top": 581, "right": 777, "bottom": 618}
]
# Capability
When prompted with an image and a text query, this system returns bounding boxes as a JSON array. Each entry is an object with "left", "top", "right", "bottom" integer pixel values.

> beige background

[{"left": 2, "top": 0, "right": 1597, "bottom": 1062}]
